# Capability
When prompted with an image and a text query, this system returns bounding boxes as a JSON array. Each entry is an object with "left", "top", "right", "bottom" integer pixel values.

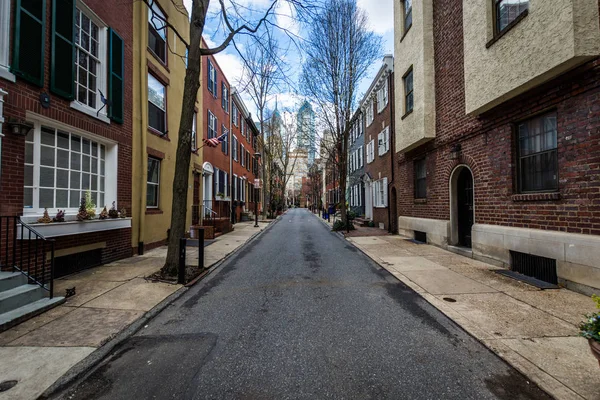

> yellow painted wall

[
  {"left": 132, "top": 0, "right": 203, "bottom": 251},
  {"left": 464, "top": 0, "right": 600, "bottom": 115}
]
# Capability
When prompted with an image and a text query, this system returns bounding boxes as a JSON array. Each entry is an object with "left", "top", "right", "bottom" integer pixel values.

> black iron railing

[{"left": 0, "top": 216, "right": 55, "bottom": 298}]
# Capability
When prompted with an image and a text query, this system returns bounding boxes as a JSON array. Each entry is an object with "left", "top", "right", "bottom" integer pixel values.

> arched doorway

[
  {"left": 202, "top": 162, "right": 214, "bottom": 217},
  {"left": 390, "top": 187, "right": 398, "bottom": 234},
  {"left": 450, "top": 165, "right": 474, "bottom": 248}
]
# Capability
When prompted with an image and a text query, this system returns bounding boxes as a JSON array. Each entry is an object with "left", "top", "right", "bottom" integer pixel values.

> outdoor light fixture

[
  {"left": 450, "top": 143, "right": 462, "bottom": 160},
  {"left": 7, "top": 118, "right": 33, "bottom": 136}
]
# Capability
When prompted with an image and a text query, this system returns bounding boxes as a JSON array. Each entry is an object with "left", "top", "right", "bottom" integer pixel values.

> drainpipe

[
  {"left": 0, "top": 89, "right": 6, "bottom": 183},
  {"left": 137, "top": 2, "right": 148, "bottom": 254},
  {"left": 230, "top": 88, "right": 234, "bottom": 224}
]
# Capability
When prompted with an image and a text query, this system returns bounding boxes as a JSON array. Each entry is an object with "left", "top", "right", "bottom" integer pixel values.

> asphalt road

[{"left": 57, "top": 209, "right": 550, "bottom": 400}]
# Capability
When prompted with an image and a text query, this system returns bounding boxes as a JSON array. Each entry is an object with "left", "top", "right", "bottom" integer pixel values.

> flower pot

[{"left": 588, "top": 339, "right": 600, "bottom": 367}]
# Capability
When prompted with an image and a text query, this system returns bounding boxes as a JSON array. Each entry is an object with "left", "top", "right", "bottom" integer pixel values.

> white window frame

[
  {"left": 232, "top": 103, "right": 238, "bottom": 126},
  {"left": 148, "top": 73, "right": 167, "bottom": 133},
  {"left": 71, "top": 2, "right": 109, "bottom": 123},
  {"left": 191, "top": 112, "right": 198, "bottom": 151},
  {"left": 222, "top": 82, "right": 229, "bottom": 112},
  {"left": 224, "top": 171, "right": 229, "bottom": 198},
  {"left": 147, "top": 157, "right": 160, "bottom": 208},
  {"left": 208, "top": 110, "right": 217, "bottom": 138},
  {"left": 0, "top": 0, "right": 15, "bottom": 82},
  {"left": 22, "top": 115, "right": 118, "bottom": 216},
  {"left": 358, "top": 146, "right": 363, "bottom": 168},
  {"left": 378, "top": 127, "right": 389, "bottom": 156},
  {"left": 233, "top": 136, "right": 238, "bottom": 161},
  {"left": 377, "top": 81, "right": 389, "bottom": 114},
  {"left": 373, "top": 178, "right": 388, "bottom": 208},
  {"left": 208, "top": 60, "right": 217, "bottom": 97},
  {"left": 367, "top": 140, "right": 375, "bottom": 164},
  {"left": 233, "top": 174, "right": 238, "bottom": 200},
  {"left": 241, "top": 144, "right": 246, "bottom": 167},
  {"left": 366, "top": 100, "right": 374, "bottom": 127}
]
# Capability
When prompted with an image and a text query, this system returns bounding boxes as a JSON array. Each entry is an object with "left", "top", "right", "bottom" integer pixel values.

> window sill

[
  {"left": 400, "top": 25, "right": 412, "bottom": 43},
  {"left": 70, "top": 102, "right": 110, "bottom": 124},
  {"left": 486, "top": 9, "right": 529, "bottom": 49},
  {"left": 0, "top": 66, "right": 16, "bottom": 83},
  {"left": 148, "top": 127, "right": 170, "bottom": 140},
  {"left": 145, "top": 208, "right": 163, "bottom": 215},
  {"left": 18, "top": 218, "right": 132, "bottom": 239},
  {"left": 414, "top": 198, "right": 427, "bottom": 204},
  {"left": 512, "top": 192, "right": 560, "bottom": 202},
  {"left": 401, "top": 109, "right": 413, "bottom": 120}
]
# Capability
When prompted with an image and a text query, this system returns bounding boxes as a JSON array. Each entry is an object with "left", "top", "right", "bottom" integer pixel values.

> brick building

[
  {"left": 0, "top": 0, "right": 133, "bottom": 279},
  {"left": 362, "top": 56, "right": 396, "bottom": 232},
  {"left": 393, "top": 0, "right": 600, "bottom": 294},
  {"left": 201, "top": 48, "right": 260, "bottom": 234}
]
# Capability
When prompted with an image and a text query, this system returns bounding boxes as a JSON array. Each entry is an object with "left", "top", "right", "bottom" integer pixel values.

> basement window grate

[
  {"left": 510, "top": 251, "right": 558, "bottom": 285},
  {"left": 54, "top": 249, "right": 103, "bottom": 278},
  {"left": 414, "top": 231, "right": 427, "bottom": 244}
]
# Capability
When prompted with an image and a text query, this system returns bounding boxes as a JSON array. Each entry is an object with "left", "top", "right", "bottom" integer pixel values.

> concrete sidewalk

[
  {"left": 347, "top": 234, "right": 600, "bottom": 400},
  {"left": 0, "top": 221, "right": 267, "bottom": 400}
]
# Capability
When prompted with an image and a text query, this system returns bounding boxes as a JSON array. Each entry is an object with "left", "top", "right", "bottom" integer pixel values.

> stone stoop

[
  {"left": 354, "top": 217, "right": 371, "bottom": 227},
  {"left": 0, "top": 272, "right": 65, "bottom": 333}
]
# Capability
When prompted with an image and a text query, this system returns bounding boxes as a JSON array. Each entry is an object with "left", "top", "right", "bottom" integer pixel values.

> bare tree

[
  {"left": 143, "top": 0, "right": 313, "bottom": 276},
  {"left": 300, "top": 0, "right": 381, "bottom": 225},
  {"left": 236, "top": 32, "right": 289, "bottom": 219}
]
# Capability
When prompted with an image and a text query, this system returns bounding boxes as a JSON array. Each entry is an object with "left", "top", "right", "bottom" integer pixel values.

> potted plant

[{"left": 579, "top": 294, "right": 600, "bottom": 367}]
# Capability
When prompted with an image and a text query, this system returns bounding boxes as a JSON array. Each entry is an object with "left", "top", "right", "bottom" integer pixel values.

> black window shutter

[
  {"left": 108, "top": 28, "right": 124, "bottom": 123},
  {"left": 12, "top": 0, "right": 46, "bottom": 86},
  {"left": 51, "top": 0, "right": 75, "bottom": 99}
]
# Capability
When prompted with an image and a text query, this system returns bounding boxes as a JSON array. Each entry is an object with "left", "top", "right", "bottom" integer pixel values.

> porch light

[{"left": 7, "top": 118, "right": 33, "bottom": 136}]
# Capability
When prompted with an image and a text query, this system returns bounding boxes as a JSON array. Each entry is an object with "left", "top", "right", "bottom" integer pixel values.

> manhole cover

[
  {"left": 0, "top": 380, "right": 18, "bottom": 393},
  {"left": 442, "top": 297, "right": 457, "bottom": 303}
]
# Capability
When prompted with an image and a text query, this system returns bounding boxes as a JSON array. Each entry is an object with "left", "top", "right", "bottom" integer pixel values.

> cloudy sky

[{"left": 185, "top": 0, "right": 394, "bottom": 119}]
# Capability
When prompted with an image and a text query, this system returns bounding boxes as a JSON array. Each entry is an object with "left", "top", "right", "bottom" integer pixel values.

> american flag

[{"left": 203, "top": 131, "right": 227, "bottom": 148}]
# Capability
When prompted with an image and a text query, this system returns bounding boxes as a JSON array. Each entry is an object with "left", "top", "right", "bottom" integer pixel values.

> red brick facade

[
  {"left": 395, "top": 0, "right": 600, "bottom": 236},
  {"left": 0, "top": 0, "right": 133, "bottom": 273}
]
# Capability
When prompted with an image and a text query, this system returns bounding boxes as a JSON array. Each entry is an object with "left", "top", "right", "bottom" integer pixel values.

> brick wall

[
  {"left": 395, "top": 0, "right": 600, "bottom": 235},
  {"left": 366, "top": 73, "right": 395, "bottom": 230},
  {"left": 0, "top": 0, "right": 133, "bottom": 258}
]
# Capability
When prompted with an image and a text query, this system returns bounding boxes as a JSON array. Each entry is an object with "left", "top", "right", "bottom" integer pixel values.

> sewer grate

[
  {"left": 495, "top": 270, "right": 559, "bottom": 290},
  {"left": 0, "top": 381, "right": 18, "bottom": 393},
  {"left": 442, "top": 297, "right": 457, "bottom": 303}
]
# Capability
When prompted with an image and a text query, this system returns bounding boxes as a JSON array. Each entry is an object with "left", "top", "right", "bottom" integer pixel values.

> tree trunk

[{"left": 161, "top": 2, "right": 205, "bottom": 276}]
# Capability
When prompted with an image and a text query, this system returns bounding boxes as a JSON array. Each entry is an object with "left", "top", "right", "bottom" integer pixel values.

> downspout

[
  {"left": 230, "top": 88, "right": 234, "bottom": 224},
  {"left": 387, "top": 71, "right": 395, "bottom": 233},
  {"left": 137, "top": 2, "right": 148, "bottom": 254},
  {"left": 0, "top": 89, "right": 6, "bottom": 183}
]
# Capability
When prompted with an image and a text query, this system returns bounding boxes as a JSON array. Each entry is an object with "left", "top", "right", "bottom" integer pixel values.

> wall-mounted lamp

[
  {"left": 7, "top": 118, "right": 33, "bottom": 136},
  {"left": 449, "top": 143, "right": 462, "bottom": 160}
]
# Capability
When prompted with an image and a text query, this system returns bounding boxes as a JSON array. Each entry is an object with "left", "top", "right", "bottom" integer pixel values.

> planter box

[{"left": 19, "top": 218, "right": 132, "bottom": 239}]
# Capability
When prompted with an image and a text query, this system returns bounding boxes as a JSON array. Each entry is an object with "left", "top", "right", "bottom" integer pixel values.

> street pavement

[{"left": 55, "top": 209, "right": 550, "bottom": 400}]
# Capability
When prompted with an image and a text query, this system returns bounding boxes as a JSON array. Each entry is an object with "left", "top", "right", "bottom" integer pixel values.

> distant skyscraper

[{"left": 296, "top": 100, "right": 316, "bottom": 165}]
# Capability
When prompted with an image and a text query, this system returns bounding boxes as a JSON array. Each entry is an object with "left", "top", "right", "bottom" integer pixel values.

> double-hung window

[
  {"left": 404, "top": 68, "right": 414, "bottom": 115},
  {"left": 366, "top": 140, "right": 375, "bottom": 163},
  {"left": 404, "top": 0, "right": 412, "bottom": 33},
  {"left": 246, "top": 151, "right": 251, "bottom": 171},
  {"left": 191, "top": 112, "right": 197, "bottom": 151},
  {"left": 148, "top": 74, "right": 166, "bottom": 133},
  {"left": 233, "top": 136, "right": 238, "bottom": 161},
  {"left": 378, "top": 127, "right": 390, "bottom": 156},
  {"left": 207, "top": 111, "right": 217, "bottom": 138},
  {"left": 232, "top": 103, "right": 238, "bottom": 126},
  {"left": 358, "top": 146, "right": 363, "bottom": 167},
  {"left": 221, "top": 125, "right": 229, "bottom": 154},
  {"left": 366, "top": 100, "right": 374, "bottom": 126},
  {"left": 495, "top": 0, "right": 529, "bottom": 34},
  {"left": 374, "top": 178, "right": 388, "bottom": 208},
  {"left": 414, "top": 158, "right": 426, "bottom": 199},
  {"left": 207, "top": 59, "right": 217, "bottom": 97},
  {"left": 517, "top": 112, "right": 558, "bottom": 193},
  {"left": 147, "top": 157, "right": 160, "bottom": 208},
  {"left": 221, "top": 82, "right": 229, "bottom": 112},
  {"left": 24, "top": 124, "right": 112, "bottom": 213},
  {"left": 241, "top": 144, "right": 246, "bottom": 167},
  {"left": 377, "top": 81, "right": 388, "bottom": 113},
  {"left": 74, "top": 7, "right": 106, "bottom": 114},
  {"left": 148, "top": 2, "right": 167, "bottom": 63}
]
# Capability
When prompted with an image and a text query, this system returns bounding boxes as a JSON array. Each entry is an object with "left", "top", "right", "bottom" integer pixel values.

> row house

[
  {"left": 132, "top": 0, "right": 199, "bottom": 253},
  {"left": 201, "top": 47, "right": 260, "bottom": 235},
  {"left": 347, "top": 108, "right": 365, "bottom": 217},
  {"left": 361, "top": 56, "right": 395, "bottom": 231},
  {"left": 393, "top": 0, "right": 600, "bottom": 294},
  {"left": 0, "top": 0, "right": 133, "bottom": 320}
]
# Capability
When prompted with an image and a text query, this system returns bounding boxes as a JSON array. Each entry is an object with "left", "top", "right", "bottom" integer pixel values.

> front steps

[{"left": 0, "top": 271, "right": 65, "bottom": 333}]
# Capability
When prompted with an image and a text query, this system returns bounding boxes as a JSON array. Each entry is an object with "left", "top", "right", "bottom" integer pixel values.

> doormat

[{"left": 494, "top": 270, "right": 559, "bottom": 290}]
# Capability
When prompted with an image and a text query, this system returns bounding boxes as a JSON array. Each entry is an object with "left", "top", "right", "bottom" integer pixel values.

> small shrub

[
  {"left": 332, "top": 220, "right": 355, "bottom": 232},
  {"left": 580, "top": 295, "right": 600, "bottom": 342},
  {"left": 368, "top": 221, "right": 375, "bottom": 228}
]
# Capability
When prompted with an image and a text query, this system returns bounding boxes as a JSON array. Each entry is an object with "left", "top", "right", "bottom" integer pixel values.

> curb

[{"left": 40, "top": 219, "right": 280, "bottom": 400}]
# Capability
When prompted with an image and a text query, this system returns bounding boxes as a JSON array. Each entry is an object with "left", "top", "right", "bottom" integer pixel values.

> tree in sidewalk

[
  {"left": 300, "top": 0, "right": 381, "bottom": 225},
  {"left": 143, "top": 0, "right": 313, "bottom": 277}
]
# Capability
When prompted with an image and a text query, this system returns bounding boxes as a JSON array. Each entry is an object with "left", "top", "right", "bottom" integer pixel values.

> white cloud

[{"left": 357, "top": 0, "right": 394, "bottom": 35}]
